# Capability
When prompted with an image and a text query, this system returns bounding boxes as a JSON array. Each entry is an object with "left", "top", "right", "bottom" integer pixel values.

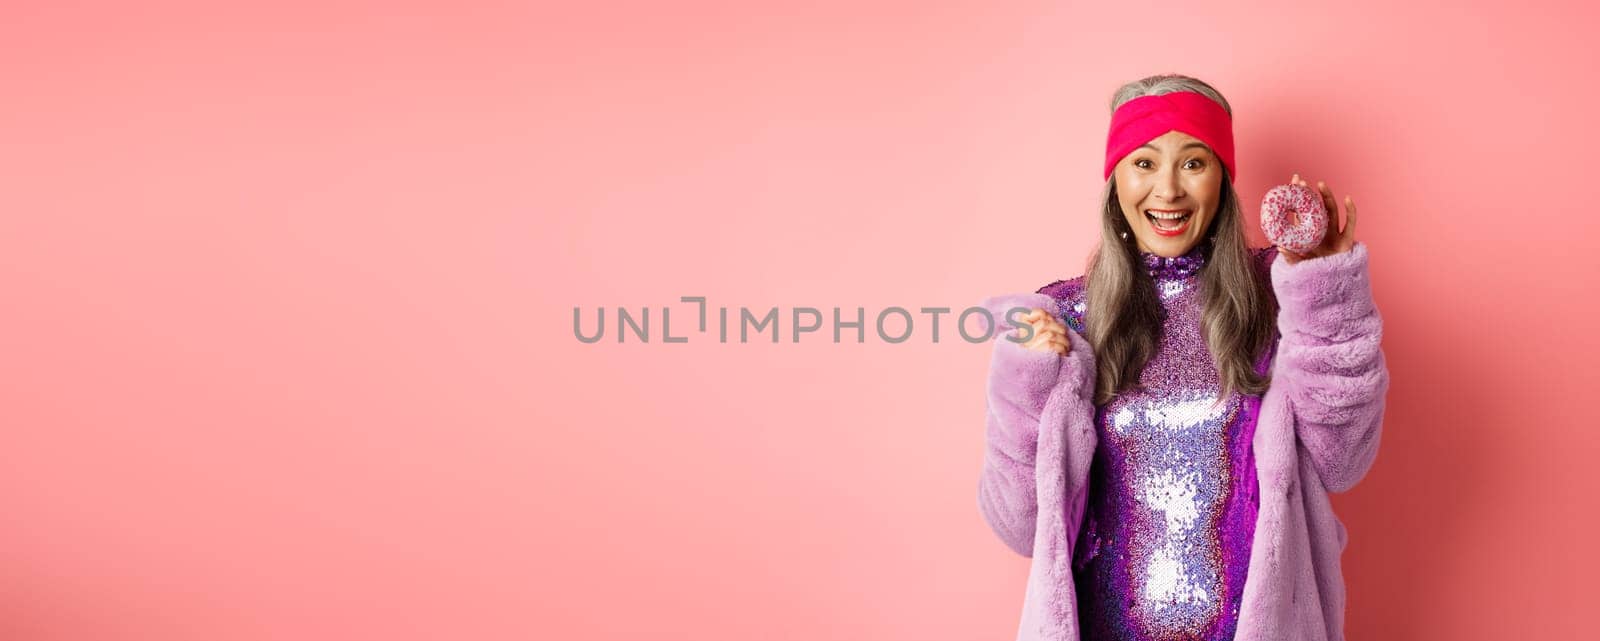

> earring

[{"left": 1119, "top": 231, "right": 1130, "bottom": 241}]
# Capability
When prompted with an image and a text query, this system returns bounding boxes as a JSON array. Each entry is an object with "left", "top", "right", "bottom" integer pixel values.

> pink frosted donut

[{"left": 1259, "top": 184, "right": 1327, "bottom": 253}]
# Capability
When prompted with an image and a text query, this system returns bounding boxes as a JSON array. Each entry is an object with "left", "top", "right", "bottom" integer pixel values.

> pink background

[{"left": 3, "top": 1, "right": 1595, "bottom": 639}]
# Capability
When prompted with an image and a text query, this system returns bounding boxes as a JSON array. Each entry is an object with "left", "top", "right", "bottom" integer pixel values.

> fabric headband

[{"left": 1104, "top": 91, "right": 1236, "bottom": 183}]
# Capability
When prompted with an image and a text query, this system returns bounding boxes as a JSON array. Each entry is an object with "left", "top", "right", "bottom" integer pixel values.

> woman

[{"left": 976, "top": 74, "right": 1389, "bottom": 641}]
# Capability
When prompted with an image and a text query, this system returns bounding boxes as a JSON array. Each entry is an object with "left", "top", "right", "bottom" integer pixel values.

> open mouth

[{"left": 1145, "top": 209, "right": 1192, "bottom": 236}]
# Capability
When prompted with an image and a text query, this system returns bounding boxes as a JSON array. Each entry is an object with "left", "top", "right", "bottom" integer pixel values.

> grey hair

[{"left": 1109, "top": 74, "right": 1234, "bottom": 117}]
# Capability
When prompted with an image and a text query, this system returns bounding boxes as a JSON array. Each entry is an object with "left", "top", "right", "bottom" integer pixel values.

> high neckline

[{"left": 1140, "top": 241, "right": 1208, "bottom": 280}]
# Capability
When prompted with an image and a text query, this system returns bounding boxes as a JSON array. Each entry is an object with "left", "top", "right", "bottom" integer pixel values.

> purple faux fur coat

[{"left": 977, "top": 241, "right": 1388, "bottom": 641}]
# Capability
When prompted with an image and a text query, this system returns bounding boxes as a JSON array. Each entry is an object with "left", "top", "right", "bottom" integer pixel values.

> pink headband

[{"left": 1104, "top": 91, "right": 1236, "bottom": 182}]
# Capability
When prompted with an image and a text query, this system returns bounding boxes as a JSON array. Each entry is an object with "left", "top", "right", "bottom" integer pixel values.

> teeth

[{"left": 1146, "top": 210, "right": 1190, "bottom": 219}]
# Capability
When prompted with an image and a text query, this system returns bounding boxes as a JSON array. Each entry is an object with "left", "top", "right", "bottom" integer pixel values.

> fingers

[
  {"left": 1025, "top": 331, "right": 1070, "bottom": 354},
  {"left": 1023, "top": 325, "right": 1063, "bottom": 345},
  {"left": 1009, "top": 308, "right": 1044, "bottom": 339},
  {"left": 1315, "top": 180, "right": 1340, "bottom": 226},
  {"left": 1017, "top": 308, "right": 1070, "bottom": 354},
  {"left": 1343, "top": 195, "right": 1358, "bottom": 242},
  {"left": 1012, "top": 308, "right": 1065, "bottom": 342},
  {"left": 1023, "top": 308, "right": 1062, "bottom": 332},
  {"left": 1026, "top": 323, "right": 1067, "bottom": 343}
]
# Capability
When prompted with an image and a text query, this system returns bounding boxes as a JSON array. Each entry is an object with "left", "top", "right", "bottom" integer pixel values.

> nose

[{"left": 1156, "top": 167, "right": 1185, "bottom": 201}]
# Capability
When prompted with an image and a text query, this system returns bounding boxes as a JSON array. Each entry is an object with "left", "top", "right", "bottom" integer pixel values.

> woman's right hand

[{"left": 1014, "top": 307, "right": 1070, "bottom": 355}]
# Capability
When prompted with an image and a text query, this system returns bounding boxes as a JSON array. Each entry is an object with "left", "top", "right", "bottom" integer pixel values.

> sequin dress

[{"left": 1037, "top": 243, "right": 1277, "bottom": 641}]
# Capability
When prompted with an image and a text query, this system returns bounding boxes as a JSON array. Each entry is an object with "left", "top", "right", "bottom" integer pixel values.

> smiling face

[{"left": 1113, "top": 130, "right": 1225, "bottom": 257}]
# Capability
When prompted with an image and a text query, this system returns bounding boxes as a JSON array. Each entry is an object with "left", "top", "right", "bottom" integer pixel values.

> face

[{"left": 1113, "top": 130, "right": 1224, "bottom": 257}]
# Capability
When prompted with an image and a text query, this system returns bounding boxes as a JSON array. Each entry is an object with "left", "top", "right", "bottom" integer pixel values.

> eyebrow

[{"left": 1138, "top": 142, "right": 1211, "bottom": 152}]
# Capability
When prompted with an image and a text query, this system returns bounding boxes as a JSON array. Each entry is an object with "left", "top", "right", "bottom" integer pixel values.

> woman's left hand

[{"left": 1278, "top": 173, "right": 1358, "bottom": 265}]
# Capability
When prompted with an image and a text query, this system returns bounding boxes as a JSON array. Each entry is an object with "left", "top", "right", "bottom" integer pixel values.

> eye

[
  {"left": 1135, "top": 159, "right": 1153, "bottom": 169},
  {"left": 1185, "top": 159, "right": 1205, "bottom": 170}
]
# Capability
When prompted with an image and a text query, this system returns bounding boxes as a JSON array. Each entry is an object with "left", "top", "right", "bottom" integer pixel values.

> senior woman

[{"left": 977, "top": 74, "right": 1390, "bottom": 641}]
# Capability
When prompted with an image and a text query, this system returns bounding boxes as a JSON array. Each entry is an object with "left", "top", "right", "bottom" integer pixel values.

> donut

[{"left": 1259, "top": 184, "right": 1327, "bottom": 253}]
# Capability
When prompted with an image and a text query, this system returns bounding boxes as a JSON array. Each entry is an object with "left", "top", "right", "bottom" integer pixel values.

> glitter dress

[{"left": 1038, "top": 243, "right": 1277, "bottom": 641}]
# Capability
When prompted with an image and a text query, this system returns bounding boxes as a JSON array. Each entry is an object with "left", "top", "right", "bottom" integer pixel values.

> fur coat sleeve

[
  {"left": 975, "top": 292, "right": 1098, "bottom": 558},
  {"left": 1269, "top": 241, "right": 1390, "bottom": 493}
]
